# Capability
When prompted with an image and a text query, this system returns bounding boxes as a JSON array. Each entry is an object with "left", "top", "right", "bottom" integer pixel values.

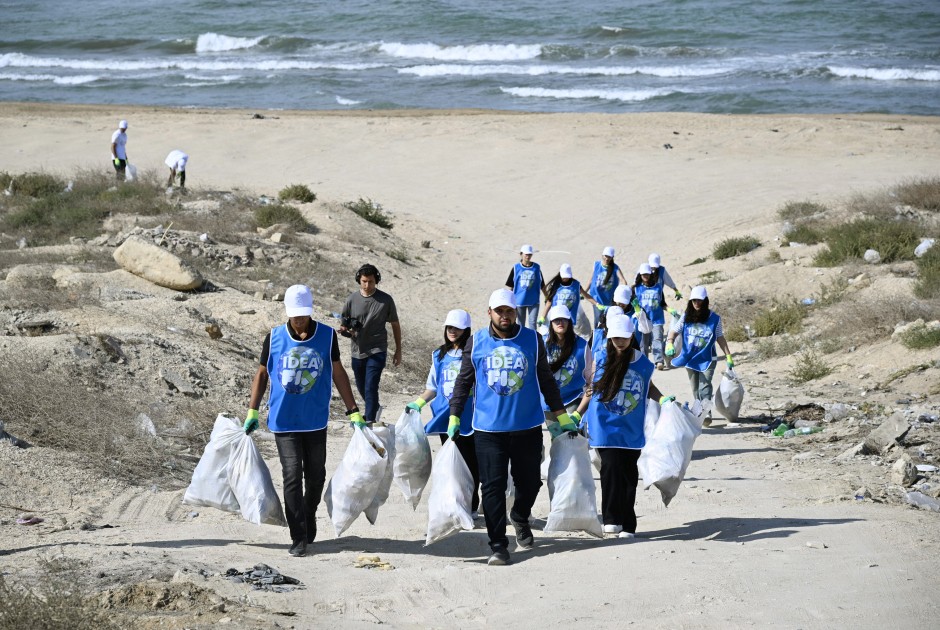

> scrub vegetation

[
  {"left": 750, "top": 299, "right": 805, "bottom": 337},
  {"left": 713, "top": 235, "right": 761, "bottom": 260},
  {"left": 278, "top": 183, "right": 317, "bottom": 203},
  {"left": 344, "top": 197, "right": 394, "bottom": 229},
  {"left": 254, "top": 202, "right": 311, "bottom": 232},
  {"left": 788, "top": 349, "right": 833, "bottom": 383}
]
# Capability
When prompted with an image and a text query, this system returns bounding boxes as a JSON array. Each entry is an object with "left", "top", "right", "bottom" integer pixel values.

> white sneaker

[
  {"left": 618, "top": 531, "right": 635, "bottom": 539},
  {"left": 603, "top": 524, "right": 623, "bottom": 535}
]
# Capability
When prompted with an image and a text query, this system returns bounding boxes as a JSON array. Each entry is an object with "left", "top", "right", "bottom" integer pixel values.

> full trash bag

[
  {"left": 425, "top": 439, "right": 474, "bottom": 545},
  {"left": 635, "top": 308, "right": 652, "bottom": 335},
  {"left": 544, "top": 434, "right": 602, "bottom": 537},
  {"left": 637, "top": 401, "right": 703, "bottom": 507},
  {"left": 183, "top": 415, "right": 248, "bottom": 513},
  {"left": 229, "top": 429, "right": 287, "bottom": 526},
  {"left": 393, "top": 409, "right": 432, "bottom": 509},
  {"left": 325, "top": 426, "right": 388, "bottom": 537},
  {"left": 713, "top": 368, "right": 745, "bottom": 421},
  {"left": 364, "top": 424, "right": 396, "bottom": 524},
  {"left": 125, "top": 163, "right": 138, "bottom": 182}
]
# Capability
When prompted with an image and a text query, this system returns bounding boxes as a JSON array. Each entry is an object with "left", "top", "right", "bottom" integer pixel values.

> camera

[{"left": 340, "top": 316, "right": 362, "bottom": 338}]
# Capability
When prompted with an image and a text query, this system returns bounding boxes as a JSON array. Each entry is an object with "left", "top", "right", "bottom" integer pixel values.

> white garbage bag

[
  {"left": 589, "top": 447, "right": 602, "bottom": 474},
  {"left": 125, "top": 163, "right": 138, "bottom": 182},
  {"left": 637, "top": 401, "right": 703, "bottom": 506},
  {"left": 543, "top": 435, "right": 602, "bottom": 537},
  {"left": 636, "top": 308, "right": 652, "bottom": 335},
  {"left": 229, "top": 429, "right": 287, "bottom": 526},
  {"left": 325, "top": 426, "right": 388, "bottom": 537},
  {"left": 364, "top": 424, "right": 396, "bottom": 524},
  {"left": 183, "top": 415, "right": 244, "bottom": 513},
  {"left": 425, "top": 439, "right": 474, "bottom": 545},
  {"left": 644, "top": 398, "right": 660, "bottom": 440},
  {"left": 393, "top": 409, "right": 432, "bottom": 509},
  {"left": 713, "top": 368, "right": 745, "bottom": 421}
]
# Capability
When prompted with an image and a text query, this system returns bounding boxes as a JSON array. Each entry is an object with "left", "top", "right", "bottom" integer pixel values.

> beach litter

[
  {"left": 0, "top": 420, "right": 30, "bottom": 448},
  {"left": 225, "top": 564, "right": 302, "bottom": 592},
  {"left": 16, "top": 513, "right": 43, "bottom": 526},
  {"left": 354, "top": 555, "right": 394, "bottom": 570}
]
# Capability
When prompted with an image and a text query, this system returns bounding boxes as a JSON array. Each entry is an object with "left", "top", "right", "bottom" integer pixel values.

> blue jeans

[
  {"left": 641, "top": 324, "right": 665, "bottom": 365},
  {"left": 351, "top": 351, "right": 387, "bottom": 423},
  {"left": 516, "top": 304, "right": 539, "bottom": 329},
  {"left": 687, "top": 360, "right": 717, "bottom": 402}
]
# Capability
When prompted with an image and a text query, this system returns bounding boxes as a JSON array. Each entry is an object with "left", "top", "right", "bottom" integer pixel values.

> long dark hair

[
  {"left": 634, "top": 267, "right": 661, "bottom": 288},
  {"left": 594, "top": 338, "right": 640, "bottom": 403},
  {"left": 544, "top": 273, "right": 573, "bottom": 301},
  {"left": 603, "top": 257, "right": 616, "bottom": 287},
  {"left": 684, "top": 297, "right": 711, "bottom": 324},
  {"left": 436, "top": 327, "right": 471, "bottom": 359},
  {"left": 547, "top": 320, "right": 576, "bottom": 372}
]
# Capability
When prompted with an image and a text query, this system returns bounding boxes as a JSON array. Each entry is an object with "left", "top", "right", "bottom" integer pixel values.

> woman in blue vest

[
  {"left": 665, "top": 285, "right": 733, "bottom": 426},
  {"left": 613, "top": 285, "right": 646, "bottom": 348},
  {"left": 505, "top": 244, "right": 545, "bottom": 330},
  {"left": 243, "top": 284, "right": 364, "bottom": 558},
  {"left": 572, "top": 313, "right": 670, "bottom": 539},
  {"left": 633, "top": 262, "right": 673, "bottom": 370},
  {"left": 588, "top": 246, "right": 628, "bottom": 326},
  {"left": 590, "top": 304, "right": 624, "bottom": 366},
  {"left": 538, "top": 263, "right": 598, "bottom": 339},
  {"left": 406, "top": 309, "right": 480, "bottom": 515},
  {"left": 540, "top": 305, "right": 590, "bottom": 429}
]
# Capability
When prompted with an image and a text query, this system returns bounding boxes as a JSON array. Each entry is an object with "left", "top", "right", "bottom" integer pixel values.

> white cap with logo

[
  {"left": 602, "top": 246, "right": 615, "bottom": 258},
  {"left": 649, "top": 253, "right": 661, "bottom": 268},
  {"left": 547, "top": 305, "right": 572, "bottom": 322},
  {"left": 613, "top": 285, "right": 631, "bottom": 305},
  {"left": 284, "top": 284, "right": 313, "bottom": 317},
  {"left": 690, "top": 285, "right": 708, "bottom": 300},
  {"left": 638, "top": 263, "right": 652, "bottom": 275},
  {"left": 607, "top": 314, "right": 636, "bottom": 339},
  {"left": 488, "top": 288, "right": 517, "bottom": 309},
  {"left": 444, "top": 309, "right": 471, "bottom": 329},
  {"left": 559, "top": 263, "right": 573, "bottom": 279},
  {"left": 520, "top": 244, "right": 535, "bottom": 255}
]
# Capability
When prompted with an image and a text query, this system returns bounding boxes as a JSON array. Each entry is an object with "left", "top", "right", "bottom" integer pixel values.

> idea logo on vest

[
  {"left": 279, "top": 347, "right": 324, "bottom": 395},
  {"left": 484, "top": 346, "right": 529, "bottom": 396},
  {"left": 602, "top": 368, "right": 645, "bottom": 416}
]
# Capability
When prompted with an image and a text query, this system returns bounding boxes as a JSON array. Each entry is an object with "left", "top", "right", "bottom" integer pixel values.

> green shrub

[
  {"left": 766, "top": 249, "right": 782, "bottom": 263},
  {"left": 898, "top": 324, "right": 940, "bottom": 350},
  {"left": 815, "top": 275, "right": 849, "bottom": 307},
  {"left": 713, "top": 235, "right": 760, "bottom": 260},
  {"left": 387, "top": 247, "right": 410, "bottom": 263},
  {"left": 778, "top": 200, "right": 828, "bottom": 222},
  {"left": 345, "top": 197, "right": 393, "bottom": 229},
  {"left": 686, "top": 256, "right": 707, "bottom": 266},
  {"left": 0, "top": 171, "right": 11, "bottom": 189},
  {"left": 699, "top": 270, "right": 723, "bottom": 284},
  {"left": 8, "top": 171, "right": 64, "bottom": 198},
  {"left": 784, "top": 223, "right": 825, "bottom": 245},
  {"left": 254, "top": 203, "right": 310, "bottom": 232},
  {"left": 754, "top": 336, "right": 796, "bottom": 359},
  {"left": 813, "top": 219, "right": 921, "bottom": 266},
  {"left": 914, "top": 244, "right": 940, "bottom": 299},
  {"left": 788, "top": 349, "right": 833, "bottom": 383},
  {"left": 724, "top": 324, "right": 748, "bottom": 343},
  {"left": 751, "top": 299, "right": 804, "bottom": 337},
  {"left": 894, "top": 177, "right": 940, "bottom": 212},
  {"left": 278, "top": 183, "right": 316, "bottom": 203}
]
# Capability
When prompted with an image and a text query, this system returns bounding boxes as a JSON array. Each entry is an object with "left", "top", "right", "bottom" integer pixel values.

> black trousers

[
  {"left": 439, "top": 433, "right": 480, "bottom": 512},
  {"left": 274, "top": 430, "right": 327, "bottom": 543},
  {"left": 598, "top": 448, "right": 641, "bottom": 533},
  {"left": 474, "top": 427, "right": 543, "bottom": 550},
  {"left": 113, "top": 158, "right": 126, "bottom": 181}
]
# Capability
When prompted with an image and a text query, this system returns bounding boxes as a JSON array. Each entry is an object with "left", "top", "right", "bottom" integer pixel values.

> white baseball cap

[
  {"left": 607, "top": 314, "right": 636, "bottom": 339},
  {"left": 649, "top": 253, "right": 661, "bottom": 268},
  {"left": 691, "top": 285, "right": 708, "bottom": 301},
  {"left": 607, "top": 305, "right": 624, "bottom": 318},
  {"left": 520, "top": 244, "right": 535, "bottom": 255},
  {"left": 176, "top": 156, "right": 188, "bottom": 171},
  {"left": 118, "top": 119, "right": 128, "bottom": 129},
  {"left": 444, "top": 309, "right": 471, "bottom": 329},
  {"left": 547, "top": 305, "right": 572, "bottom": 322},
  {"left": 284, "top": 284, "right": 313, "bottom": 317},
  {"left": 638, "top": 263, "right": 652, "bottom": 275},
  {"left": 602, "top": 246, "right": 615, "bottom": 258},
  {"left": 559, "top": 263, "right": 573, "bottom": 279},
  {"left": 613, "top": 285, "right": 631, "bottom": 305},
  {"left": 488, "top": 288, "right": 517, "bottom": 309}
]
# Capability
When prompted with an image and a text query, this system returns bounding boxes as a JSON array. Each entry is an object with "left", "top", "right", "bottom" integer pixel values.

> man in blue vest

[
  {"left": 244, "top": 284, "right": 364, "bottom": 557},
  {"left": 449, "top": 288, "right": 579, "bottom": 566}
]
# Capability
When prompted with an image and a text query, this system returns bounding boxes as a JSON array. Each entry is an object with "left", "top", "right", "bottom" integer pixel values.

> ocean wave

[
  {"left": 500, "top": 86, "right": 675, "bottom": 102},
  {"left": 400, "top": 63, "right": 730, "bottom": 78},
  {"left": 195, "top": 33, "right": 264, "bottom": 53},
  {"left": 335, "top": 96, "right": 362, "bottom": 105},
  {"left": 182, "top": 73, "right": 243, "bottom": 82},
  {"left": 378, "top": 42, "right": 542, "bottom": 62},
  {"left": 0, "top": 72, "right": 99, "bottom": 85},
  {"left": 826, "top": 65, "right": 940, "bottom": 82},
  {"left": 0, "top": 52, "right": 384, "bottom": 72}
]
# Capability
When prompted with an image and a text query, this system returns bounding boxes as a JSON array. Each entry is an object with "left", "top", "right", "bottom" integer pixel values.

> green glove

[
  {"left": 659, "top": 395, "right": 676, "bottom": 407},
  {"left": 537, "top": 316, "right": 546, "bottom": 326},
  {"left": 665, "top": 342, "right": 676, "bottom": 357},
  {"left": 674, "top": 290, "right": 683, "bottom": 300},
  {"left": 570, "top": 410, "right": 582, "bottom": 425},
  {"left": 553, "top": 413, "right": 579, "bottom": 439},
  {"left": 597, "top": 304, "right": 608, "bottom": 312},
  {"left": 113, "top": 158, "right": 121, "bottom": 166},
  {"left": 405, "top": 398, "right": 426, "bottom": 413},
  {"left": 243, "top": 409, "right": 259, "bottom": 434},
  {"left": 630, "top": 298, "right": 642, "bottom": 314},
  {"left": 447, "top": 415, "right": 461, "bottom": 439},
  {"left": 726, "top": 354, "right": 734, "bottom": 368},
  {"left": 349, "top": 411, "right": 366, "bottom": 429},
  {"left": 668, "top": 307, "right": 680, "bottom": 318}
]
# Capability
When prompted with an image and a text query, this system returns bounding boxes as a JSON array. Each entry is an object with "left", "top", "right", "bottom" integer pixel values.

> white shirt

[
  {"left": 164, "top": 149, "right": 188, "bottom": 171},
  {"left": 111, "top": 129, "right": 127, "bottom": 159}
]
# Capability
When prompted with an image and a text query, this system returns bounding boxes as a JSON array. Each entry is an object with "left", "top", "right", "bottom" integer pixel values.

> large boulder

[
  {"left": 113, "top": 236, "right": 203, "bottom": 291},
  {"left": 862, "top": 412, "right": 911, "bottom": 455}
]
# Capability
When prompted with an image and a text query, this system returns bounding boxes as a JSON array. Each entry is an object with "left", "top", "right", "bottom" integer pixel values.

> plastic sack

[
  {"left": 636, "top": 308, "right": 652, "bottom": 335},
  {"left": 125, "top": 163, "right": 138, "bottom": 182},
  {"left": 325, "top": 426, "right": 388, "bottom": 537},
  {"left": 644, "top": 398, "right": 660, "bottom": 440},
  {"left": 637, "top": 401, "right": 703, "bottom": 506},
  {"left": 364, "top": 424, "right": 396, "bottom": 524},
  {"left": 229, "top": 430, "right": 287, "bottom": 526},
  {"left": 393, "top": 409, "right": 432, "bottom": 509},
  {"left": 713, "top": 368, "right": 745, "bottom": 421},
  {"left": 543, "top": 435, "right": 602, "bottom": 537},
  {"left": 914, "top": 238, "right": 935, "bottom": 258},
  {"left": 425, "top": 439, "right": 474, "bottom": 545},
  {"left": 183, "top": 415, "right": 245, "bottom": 513}
]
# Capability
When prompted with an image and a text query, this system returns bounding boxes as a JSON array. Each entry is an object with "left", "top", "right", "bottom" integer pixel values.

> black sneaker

[
  {"left": 487, "top": 547, "right": 511, "bottom": 566},
  {"left": 288, "top": 540, "right": 307, "bottom": 557},
  {"left": 509, "top": 515, "right": 534, "bottom": 551}
]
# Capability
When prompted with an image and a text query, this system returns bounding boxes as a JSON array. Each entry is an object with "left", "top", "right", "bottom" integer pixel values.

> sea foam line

[
  {"left": 195, "top": 33, "right": 264, "bottom": 53},
  {"left": 500, "top": 86, "right": 675, "bottom": 102},
  {"left": 827, "top": 66, "right": 940, "bottom": 82},
  {"left": 0, "top": 72, "right": 99, "bottom": 85},
  {"left": 378, "top": 41, "right": 542, "bottom": 62},
  {"left": 400, "top": 63, "right": 730, "bottom": 78},
  {"left": 0, "top": 52, "right": 383, "bottom": 72}
]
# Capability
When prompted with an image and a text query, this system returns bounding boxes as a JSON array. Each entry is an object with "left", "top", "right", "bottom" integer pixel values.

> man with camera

[{"left": 340, "top": 264, "right": 402, "bottom": 424}]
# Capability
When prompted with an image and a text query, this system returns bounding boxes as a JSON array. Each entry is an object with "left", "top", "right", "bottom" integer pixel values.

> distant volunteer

[
  {"left": 647, "top": 253, "right": 683, "bottom": 302},
  {"left": 505, "top": 244, "right": 546, "bottom": 329},
  {"left": 540, "top": 305, "right": 590, "bottom": 435},
  {"left": 588, "top": 246, "right": 628, "bottom": 327},
  {"left": 591, "top": 305, "right": 624, "bottom": 363},
  {"left": 573, "top": 313, "right": 669, "bottom": 539},
  {"left": 612, "top": 285, "right": 646, "bottom": 348},
  {"left": 633, "top": 262, "right": 676, "bottom": 371},
  {"left": 449, "top": 289, "right": 575, "bottom": 566},
  {"left": 244, "top": 284, "right": 364, "bottom": 558},
  {"left": 538, "top": 263, "right": 599, "bottom": 339},
  {"left": 110, "top": 119, "right": 129, "bottom": 181},
  {"left": 406, "top": 309, "right": 480, "bottom": 517},
  {"left": 665, "top": 285, "right": 733, "bottom": 426},
  {"left": 164, "top": 149, "right": 189, "bottom": 189}
]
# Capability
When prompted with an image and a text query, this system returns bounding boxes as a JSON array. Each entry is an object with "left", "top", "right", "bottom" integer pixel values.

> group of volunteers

[
  {"left": 109, "top": 118, "right": 189, "bottom": 190},
  {"left": 240, "top": 243, "right": 733, "bottom": 566}
]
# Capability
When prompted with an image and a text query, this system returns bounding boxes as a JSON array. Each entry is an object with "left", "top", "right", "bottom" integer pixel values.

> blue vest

[
  {"left": 589, "top": 261, "right": 619, "bottom": 305},
  {"left": 512, "top": 262, "right": 542, "bottom": 307},
  {"left": 629, "top": 311, "right": 644, "bottom": 345},
  {"left": 471, "top": 326, "right": 544, "bottom": 432},
  {"left": 671, "top": 312, "right": 720, "bottom": 373},
  {"left": 425, "top": 349, "right": 474, "bottom": 436},
  {"left": 636, "top": 282, "right": 665, "bottom": 325},
  {"left": 592, "top": 328, "right": 607, "bottom": 363},
  {"left": 551, "top": 280, "right": 582, "bottom": 325},
  {"left": 584, "top": 350, "right": 654, "bottom": 449},
  {"left": 266, "top": 323, "right": 334, "bottom": 432},
  {"left": 541, "top": 335, "right": 588, "bottom": 409}
]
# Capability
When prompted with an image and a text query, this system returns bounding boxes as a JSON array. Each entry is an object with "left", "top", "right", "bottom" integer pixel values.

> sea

[{"left": 1, "top": 0, "right": 938, "bottom": 114}]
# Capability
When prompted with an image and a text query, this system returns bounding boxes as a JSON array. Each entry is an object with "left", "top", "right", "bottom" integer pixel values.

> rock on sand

[{"left": 113, "top": 236, "right": 203, "bottom": 291}]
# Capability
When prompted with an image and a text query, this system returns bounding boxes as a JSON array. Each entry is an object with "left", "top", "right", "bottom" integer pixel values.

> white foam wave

[
  {"left": 0, "top": 53, "right": 383, "bottom": 73},
  {"left": 400, "top": 63, "right": 729, "bottom": 78},
  {"left": 500, "top": 86, "right": 674, "bottom": 102},
  {"left": 182, "top": 73, "right": 243, "bottom": 82},
  {"left": 379, "top": 42, "right": 542, "bottom": 62},
  {"left": 0, "top": 72, "right": 98, "bottom": 85},
  {"left": 195, "top": 32, "right": 264, "bottom": 53},
  {"left": 827, "top": 66, "right": 940, "bottom": 82},
  {"left": 335, "top": 96, "right": 361, "bottom": 105}
]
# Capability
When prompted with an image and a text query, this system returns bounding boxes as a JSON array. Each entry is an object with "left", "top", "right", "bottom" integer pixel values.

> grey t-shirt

[{"left": 342, "top": 288, "right": 398, "bottom": 359}]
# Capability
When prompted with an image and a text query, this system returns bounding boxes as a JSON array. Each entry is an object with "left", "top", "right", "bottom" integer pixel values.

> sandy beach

[{"left": 1, "top": 103, "right": 939, "bottom": 628}]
